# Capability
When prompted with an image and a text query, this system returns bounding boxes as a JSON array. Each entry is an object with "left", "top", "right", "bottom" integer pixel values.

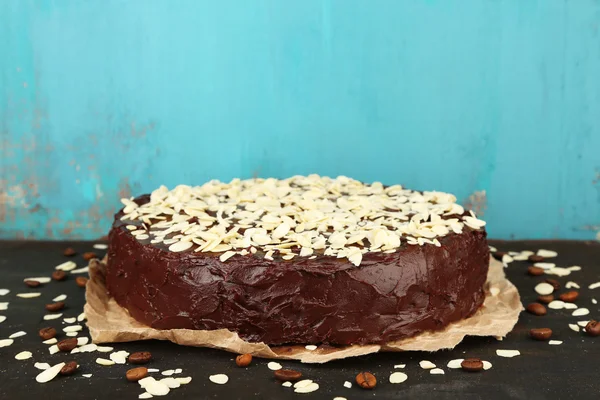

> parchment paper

[{"left": 84, "top": 256, "right": 521, "bottom": 363}]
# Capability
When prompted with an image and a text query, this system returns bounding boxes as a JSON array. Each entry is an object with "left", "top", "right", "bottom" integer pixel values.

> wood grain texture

[{"left": 1, "top": 0, "right": 599, "bottom": 239}]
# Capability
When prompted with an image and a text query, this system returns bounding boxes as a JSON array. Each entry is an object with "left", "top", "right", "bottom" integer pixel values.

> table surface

[{"left": 0, "top": 240, "right": 598, "bottom": 400}]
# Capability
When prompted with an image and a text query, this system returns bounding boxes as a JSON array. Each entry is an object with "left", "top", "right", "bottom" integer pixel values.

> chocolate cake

[{"left": 106, "top": 175, "right": 489, "bottom": 346}]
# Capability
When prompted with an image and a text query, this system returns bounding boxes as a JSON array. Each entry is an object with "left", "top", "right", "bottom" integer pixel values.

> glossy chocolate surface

[{"left": 106, "top": 196, "right": 489, "bottom": 345}]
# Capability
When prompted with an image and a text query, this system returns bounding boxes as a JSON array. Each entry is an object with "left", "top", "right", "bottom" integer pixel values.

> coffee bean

[
  {"left": 585, "top": 320, "right": 600, "bottom": 337},
  {"left": 461, "top": 358, "right": 484, "bottom": 372},
  {"left": 356, "top": 372, "right": 376, "bottom": 389},
  {"left": 492, "top": 251, "right": 508, "bottom": 261},
  {"left": 63, "top": 247, "right": 77, "bottom": 257},
  {"left": 526, "top": 303, "right": 547, "bottom": 316},
  {"left": 529, "top": 328, "right": 553, "bottom": 341},
  {"left": 39, "top": 327, "right": 57, "bottom": 340},
  {"left": 24, "top": 280, "right": 41, "bottom": 288},
  {"left": 52, "top": 270, "right": 67, "bottom": 281},
  {"left": 76, "top": 276, "right": 88, "bottom": 288},
  {"left": 60, "top": 361, "right": 78, "bottom": 375},
  {"left": 544, "top": 279, "right": 560, "bottom": 291},
  {"left": 559, "top": 291, "right": 579, "bottom": 303},
  {"left": 45, "top": 302, "right": 65, "bottom": 312},
  {"left": 274, "top": 369, "right": 302, "bottom": 382},
  {"left": 57, "top": 338, "right": 78, "bottom": 352},
  {"left": 126, "top": 367, "right": 148, "bottom": 382},
  {"left": 527, "top": 266, "right": 545, "bottom": 276},
  {"left": 235, "top": 353, "right": 252, "bottom": 367},
  {"left": 528, "top": 254, "right": 545, "bottom": 263},
  {"left": 128, "top": 351, "right": 153, "bottom": 364},
  {"left": 537, "top": 294, "right": 554, "bottom": 304},
  {"left": 83, "top": 252, "right": 97, "bottom": 261}
]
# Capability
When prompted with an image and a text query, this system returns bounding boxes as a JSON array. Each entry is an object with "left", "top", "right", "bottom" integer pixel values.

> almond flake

[
  {"left": 96, "top": 357, "right": 115, "bottom": 366},
  {"left": 82, "top": 374, "right": 92, "bottom": 378},
  {"left": 36, "top": 362, "right": 65, "bottom": 383},
  {"left": 0, "top": 289, "right": 9, "bottom": 296},
  {"left": 17, "top": 293, "right": 41, "bottom": 298},
  {"left": 294, "top": 382, "right": 319, "bottom": 393},
  {"left": 15, "top": 351, "right": 32, "bottom": 360},
  {"left": 138, "top": 393, "right": 152, "bottom": 399},
  {"left": 43, "top": 313, "right": 62, "bottom": 321},
  {"left": 70, "top": 266, "right": 89, "bottom": 274},
  {"left": 447, "top": 359, "right": 464, "bottom": 369},
  {"left": 267, "top": 362, "right": 282, "bottom": 370},
  {"left": 304, "top": 345, "right": 317, "bottom": 351},
  {"left": 549, "top": 340, "right": 563, "bottom": 345},
  {"left": 53, "top": 294, "right": 67, "bottom": 302},
  {"left": 496, "top": 349, "right": 520, "bottom": 358},
  {"left": 9, "top": 331, "right": 26, "bottom": 339},
  {"left": 63, "top": 317, "right": 76, "bottom": 323},
  {"left": 537, "top": 249, "right": 558, "bottom": 258},
  {"left": 209, "top": 374, "right": 229, "bottom": 385},
  {"left": 568, "top": 324, "right": 580, "bottom": 332},
  {"left": 176, "top": 377, "right": 192, "bottom": 384},
  {"left": 219, "top": 251, "right": 236, "bottom": 262},
  {"left": 577, "top": 320, "right": 589, "bottom": 327},
  {"left": 430, "top": 368, "right": 445, "bottom": 375},
  {"left": 482, "top": 361, "right": 492, "bottom": 370},
  {"left": 419, "top": 360, "right": 436, "bottom": 369},
  {"left": 43, "top": 338, "right": 57, "bottom": 345},
  {"left": 394, "top": 364, "right": 406, "bottom": 369},
  {"left": 565, "top": 281, "right": 580, "bottom": 289},
  {"left": 589, "top": 282, "right": 600, "bottom": 290},
  {"left": 34, "top": 362, "right": 51, "bottom": 370},
  {"left": 0, "top": 315, "right": 5, "bottom": 323},
  {"left": 23, "top": 277, "right": 51, "bottom": 284},
  {"left": 93, "top": 244, "right": 108, "bottom": 250},
  {"left": 573, "top": 308, "right": 590, "bottom": 317},
  {"left": 63, "top": 325, "right": 82, "bottom": 333},
  {"left": 55, "top": 261, "right": 77, "bottom": 271},
  {"left": 0, "top": 338, "right": 14, "bottom": 347},
  {"left": 96, "top": 346, "right": 114, "bottom": 352},
  {"left": 168, "top": 241, "right": 193, "bottom": 252},
  {"left": 48, "top": 345, "right": 59, "bottom": 354},
  {"left": 282, "top": 382, "right": 292, "bottom": 387},
  {"left": 534, "top": 283, "right": 554, "bottom": 295}
]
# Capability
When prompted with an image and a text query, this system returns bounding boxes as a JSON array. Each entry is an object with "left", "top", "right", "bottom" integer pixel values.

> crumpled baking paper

[{"left": 84, "top": 256, "right": 521, "bottom": 363}]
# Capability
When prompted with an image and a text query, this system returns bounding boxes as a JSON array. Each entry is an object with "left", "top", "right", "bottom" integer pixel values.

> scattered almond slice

[
  {"left": 573, "top": 308, "right": 590, "bottom": 317},
  {"left": 77, "top": 312, "right": 86, "bottom": 322},
  {"left": 36, "top": 362, "right": 65, "bottom": 383},
  {"left": 160, "top": 377, "right": 180, "bottom": 389},
  {"left": 82, "top": 374, "right": 92, "bottom": 378},
  {"left": 63, "top": 325, "right": 82, "bottom": 333},
  {"left": 534, "top": 283, "right": 554, "bottom": 296},
  {"left": 593, "top": 299, "right": 598, "bottom": 305},
  {"left": 53, "top": 294, "right": 67, "bottom": 302},
  {"left": 267, "top": 362, "right": 282, "bottom": 370},
  {"left": 282, "top": 381, "right": 292, "bottom": 387},
  {"left": 430, "top": 368, "right": 445, "bottom": 375},
  {"left": 96, "top": 346, "right": 114, "bottom": 352},
  {"left": 537, "top": 249, "right": 557, "bottom": 258},
  {"left": 0, "top": 289, "right": 9, "bottom": 296},
  {"left": 77, "top": 337, "right": 89, "bottom": 346},
  {"left": 43, "top": 338, "right": 57, "bottom": 345},
  {"left": 546, "top": 267, "right": 571, "bottom": 277},
  {"left": 65, "top": 332, "right": 78, "bottom": 337},
  {"left": 568, "top": 324, "right": 580, "bottom": 332},
  {"left": 565, "top": 282, "right": 580, "bottom": 289},
  {"left": 0, "top": 338, "right": 14, "bottom": 348},
  {"left": 563, "top": 303, "right": 578, "bottom": 310},
  {"left": 548, "top": 300, "right": 565, "bottom": 310},
  {"left": 23, "top": 277, "right": 51, "bottom": 284},
  {"left": 15, "top": 351, "right": 32, "bottom": 360},
  {"left": 343, "top": 381, "right": 352, "bottom": 388},
  {"left": 0, "top": 302, "right": 8, "bottom": 311},
  {"left": 549, "top": 340, "right": 563, "bottom": 345},
  {"left": 394, "top": 364, "right": 406, "bottom": 368},
  {"left": 110, "top": 350, "right": 129, "bottom": 364},
  {"left": 55, "top": 261, "right": 77, "bottom": 271},
  {"left": 496, "top": 349, "right": 520, "bottom": 358},
  {"left": 295, "top": 382, "right": 319, "bottom": 393},
  {"left": 43, "top": 313, "right": 62, "bottom": 321},
  {"left": 93, "top": 244, "right": 108, "bottom": 250},
  {"left": 9, "top": 331, "right": 26, "bottom": 339},
  {"left": 534, "top": 263, "right": 556, "bottom": 270},
  {"left": 138, "top": 393, "right": 152, "bottom": 399},
  {"left": 142, "top": 378, "right": 171, "bottom": 396},
  {"left": 488, "top": 246, "right": 497, "bottom": 252},
  {"left": 96, "top": 358, "right": 115, "bottom": 366},
  {"left": 577, "top": 321, "right": 590, "bottom": 327},
  {"left": 482, "top": 361, "right": 492, "bottom": 370},
  {"left": 419, "top": 360, "right": 436, "bottom": 369},
  {"left": 174, "top": 368, "right": 182, "bottom": 374},
  {"left": 567, "top": 266, "right": 582, "bottom": 271},
  {"left": 447, "top": 359, "right": 464, "bottom": 369},
  {"left": 305, "top": 345, "right": 317, "bottom": 351},
  {"left": 49, "top": 345, "right": 59, "bottom": 354},
  {"left": 176, "top": 377, "right": 192, "bottom": 385},
  {"left": 161, "top": 370, "right": 175, "bottom": 376},
  {"left": 209, "top": 374, "right": 229, "bottom": 385},
  {"left": 17, "top": 293, "right": 41, "bottom": 298},
  {"left": 34, "top": 362, "right": 51, "bottom": 370},
  {"left": 70, "top": 267, "right": 89, "bottom": 274},
  {"left": 294, "top": 380, "right": 314, "bottom": 389},
  {"left": 588, "top": 282, "right": 600, "bottom": 290},
  {"left": 79, "top": 344, "right": 98, "bottom": 353},
  {"left": 0, "top": 315, "right": 5, "bottom": 323},
  {"left": 389, "top": 371, "right": 408, "bottom": 383},
  {"left": 63, "top": 317, "right": 77, "bottom": 324},
  {"left": 147, "top": 368, "right": 160, "bottom": 373}
]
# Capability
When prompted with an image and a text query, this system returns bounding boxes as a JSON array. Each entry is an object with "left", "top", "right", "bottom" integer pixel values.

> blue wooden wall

[{"left": 1, "top": 0, "right": 599, "bottom": 240}]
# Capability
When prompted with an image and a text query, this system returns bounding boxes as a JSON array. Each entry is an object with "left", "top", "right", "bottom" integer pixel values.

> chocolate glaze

[{"left": 106, "top": 196, "right": 489, "bottom": 346}]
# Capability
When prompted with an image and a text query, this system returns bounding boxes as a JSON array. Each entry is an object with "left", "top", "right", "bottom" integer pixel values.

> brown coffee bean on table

[
  {"left": 274, "top": 369, "right": 303, "bottom": 382},
  {"left": 52, "top": 270, "right": 67, "bottom": 281},
  {"left": 526, "top": 303, "right": 547, "bottom": 316},
  {"left": 544, "top": 279, "right": 561, "bottom": 291},
  {"left": 559, "top": 291, "right": 579, "bottom": 303},
  {"left": 585, "top": 320, "right": 600, "bottom": 337},
  {"left": 63, "top": 247, "right": 77, "bottom": 257},
  {"left": 126, "top": 367, "right": 148, "bottom": 382},
  {"left": 527, "top": 266, "right": 545, "bottom": 276},
  {"left": 76, "top": 276, "right": 88, "bottom": 288},
  {"left": 356, "top": 372, "right": 376, "bottom": 389},
  {"left": 57, "top": 338, "right": 78, "bottom": 352},
  {"left": 235, "top": 353, "right": 252, "bottom": 367},
  {"left": 83, "top": 252, "right": 97, "bottom": 261},
  {"left": 24, "top": 280, "right": 41, "bottom": 288},
  {"left": 45, "top": 302, "right": 65, "bottom": 312},
  {"left": 530, "top": 328, "right": 553, "bottom": 341},
  {"left": 537, "top": 294, "right": 554, "bottom": 304},
  {"left": 60, "top": 361, "right": 78, "bottom": 375},
  {"left": 528, "top": 254, "right": 545, "bottom": 263},
  {"left": 461, "top": 358, "right": 484, "bottom": 372},
  {"left": 128, "top": 351, "right": 153, "bottom": 364},
  {"left": 39, "top": 327, "right": 57, "bottom": 340}
]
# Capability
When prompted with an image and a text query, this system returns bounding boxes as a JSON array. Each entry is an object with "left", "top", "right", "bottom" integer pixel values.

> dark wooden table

[{"left": 0, "top": 240, "right": 598, "bottom": 400}]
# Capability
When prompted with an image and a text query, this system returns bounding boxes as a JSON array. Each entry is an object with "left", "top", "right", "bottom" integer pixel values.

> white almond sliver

[
  {"left": 394, "top": 364, "right": 406, "bottom": 368},
  {"left": 70, "top": 267, "right": 89, "bottom": 274},
  {"left": 447, "top": 359, "right": 464, "bottom": 369},
  {"left": 343, "top": 381, "right": 352, "bottom": 388},
  {"left": 0, "top": 289, "right": 9, "bottom": 296},
  {"left": 66, "top": 332, "right": 78, "bottom": 337},
  {"left": 147, "top": 368, "right": 160, "bottom": 373},
  {"left": 389, "top": 371, "right": 408, "bottom": 383},
  {"left": 0, "top": 315, "right": 5, "bottom": 323},
  {"left": 144, "top": 380, "right": 170, "bottom": 396},
  {"left": 488, "top": 246, "right": 497, "bottom": 252},
  {"left": 96, "top": 358, "right": 115, "bottom": 366},
  {"left": 219, "top": 251, "right": 236, "bottom": 262},
  {"left": 294, "top": 382, "right": 319, "bottom": 393},
  {"left": 161, "top": 370, "right": 174, "bottom": 376},
  {"left": 209, "top": 374, "right": 229, "bottom": 385},
  {"left": 9, "top": 331, "right": 26, "bottom": 339},
  {"left": 93, "top": 244, "right": 108, "bottom": 250},
  {"left": 53, "top": 294, "right": 67, "bottom": 302},
  {"left": 567, "top": 266, "right": 582, "bottom": 271},
  {"left": 548, "top": 300, "right": 565, "bottom": 310},
  {"left": 96, "top": 346, "right": 114, "bottom": 353},
  {"left": 174, "top": 368, "right": 182, "bottom": 374},
  {"left": 430, "top": 368, "right": 445, "bottom": 375},
  {"left": 589, "top": 282, "right": 600, "bottom": 290},
  {"left": 79, "top": 344, "right": 98, "bottom": 353},
  {"left": 0, "top": 338, "right": 14, "bottom": 347},
  {"left": 482, "top": 361, "right": 492, "bottom": 370},
  {"left": 496, "top": 349, "right": 520, "bottom": 358},
  {"left": 537, "top": 249, "right": 558, "bottom": 258},
  {"left": 82, "top": 374, "right": 92, "bottom": 378},
  {"left": 63, "top": 325, "right": 82, "bottom": 333},
  {"left": 305, "top": 345, "right": 317, "bottom": 351},
  {"left": 0, "top": 302, "right": 7, "bottom": 310},
  {"left": 34, "top": 362, "right": 51, "bottom": 370},
  {"left": 77, "top": 312, "right": 86, "bottom": 322},
  {"left": 176, "top": 377, "right": 192, "bottom": 385},
  {"left": 169, "top": 241, "right": 193, "bottom": 252},
  {"left": 15, "top": 351, "right": 32, "bottom": 360},
  {"left": 64, "top": 317, "right": 76, "bottom": 324},
  {"left": 110, "top": 350, "right": 129, "bottom": 364},
  {"left": 563, "top": 303, "right": 578, "bottom": 310},
  {"left": 578, "top": 321, "right": 590, "bottom": 327},
  {"left": 593, "top": 299, "right": 598, "bottom": 305},
  {"left": 573, "top": 308, "right": 590, "bottom": 316},
  {"left": 17, "top": 293, "right": 41, "bottom": 298},
  {"left": 534, "top": 262, "right": 555, "bottom": 270},
  {"left": 138, "top": 393, "right": 152, "bottom": 399},
  {"left": 160, "top": 377, "right": 180, "bottom": 389},
  {"left": 267, "top": 362, "right": 282, "bottom": 370},
  {"left": 43, "top": 313, "right": 62, "bottom": 320},
  {"left": 77, "top": 337, "right": 89, "bottom": 346},
  {"left": 23, "top": 277, "right": 51, "bottom": 284},
  {"left": 534, "top": 283, "right": 554, "bottom": 295},
  {"left": 419, "top": 360, "right": 436, "bottom": 369},
  {"left": 43, "top": 338, "right": 57, "bottom": 345},
  {"left": 294, "top": 380, "right": 313, "bottom": 389},
  {"left": 49, "top": 345, "right": 59, "bottom": 354},
  {"left": 569, "top": 324, "right": 580, "bottom": 332},
  {"left": 55, "top": 261, "right": 77, "bottom": 271},
  {"left": 549, "top": 340, "right": 563, "bottom": 345},
  {"left": 282, "top": 381, "right": 292, "bottom": 387},
  {"left": 36, "top": 362, "right": 65, "bottom": 383},
  {"left": 565, "top": 281, "right": 580, "bottom": 289}
]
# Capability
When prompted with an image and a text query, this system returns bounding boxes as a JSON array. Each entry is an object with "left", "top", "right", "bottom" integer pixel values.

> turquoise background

[{"left": 1, "top": 0, "right": 599, "bottom": 240}]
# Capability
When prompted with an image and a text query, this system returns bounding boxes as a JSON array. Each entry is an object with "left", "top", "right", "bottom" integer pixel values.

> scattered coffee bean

[
  {"left": 39, "top": 327, "right": 57, "bottom": 340},
  {"left": 356, "top": 372, "right": 377, "bottom": 389},
  {"left": 492, "top": 251, "right": 508, "bottom": 261},
  {"left": 584, "top": 320, "right": 600, "bottom": 336},
  {"left": 57, "top": 338, "right": 78, "bottom": 352},
  {"left": 235, "top": 354, "right": 252, "bottom": 367},
  {"left": 63, "top": 247, "right": 77, "bottom": 257},
  {"left": 274, "top": 369, "right": 302, "bottom": 382},
  {"left": 527, "top": 266, "right": 545, "bottom": 276},
  {"left": 126, "top": 367, "right": 148, "bottom": 382},
  {"left": 24, "top": 280, "right": 41, "bottom": 288},
  {"left": 526, "top": 303, "right": 547, "bottom": 316},
  {"left": 529, "top": 328, "right": 553, "bottom": 341},
  {"left": 76, "top": 277, "right": 88, "bottom": 288},
  {"left": 60, "top": 361, "right": 78, "bottom": 375},
  {"left": 559, "top": 291, "right": 579, "bottom": 303},
  {"left": 45, "top": 302, "right": 65, "bottom": 312},
  {"left": 52, "top": 270, "right": 67, "bottom": 281},
  {"left": 128, "top": 351, "right": 153, "bottom": 364},
  {"left": 544, "top": 279, "right": 561, "bottom": 291},
  {"left": 528, "top": 254, "right": 545, "bottom": 263},
  {"left": 83, "top": 252, "right": 97, "bottom": 261},
  {"left": 461, "top": 358, "right": 484, "bottom": 372},
  {"left": 537, "top": 294, "right": 554, "bottom": 304}
]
